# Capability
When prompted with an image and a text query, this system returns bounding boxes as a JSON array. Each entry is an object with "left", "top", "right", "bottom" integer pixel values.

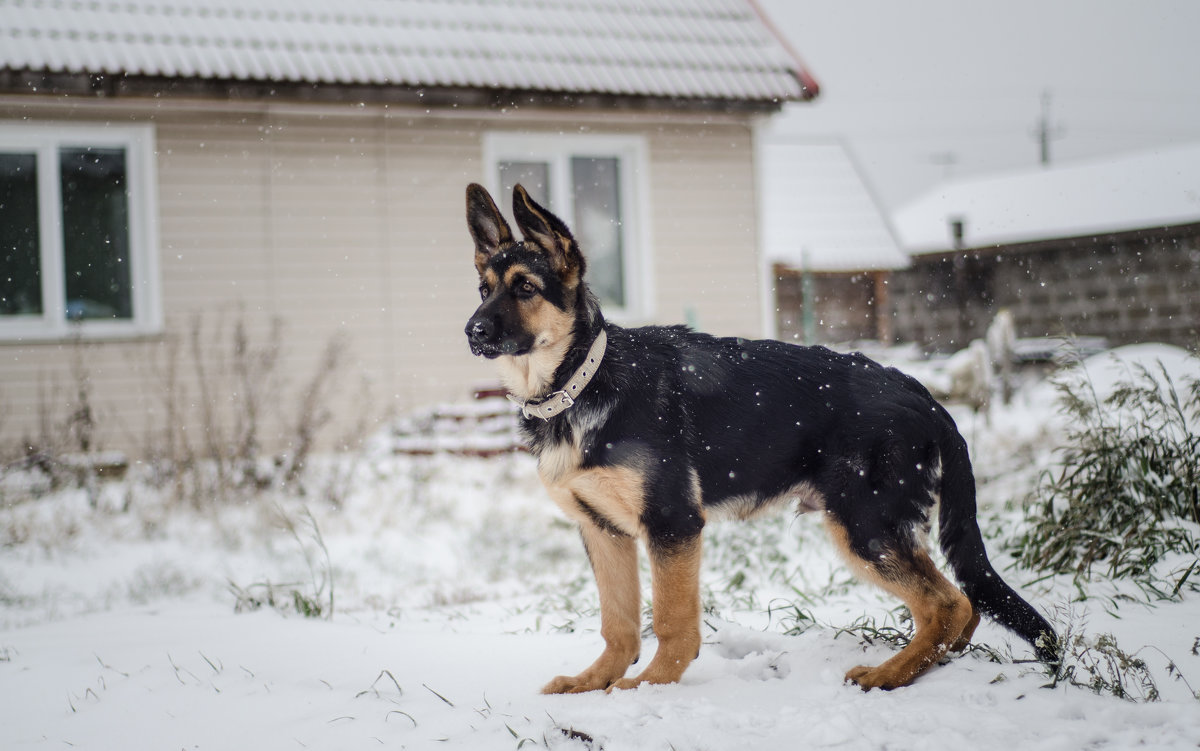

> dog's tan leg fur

[
  {"left": 542, "top": 521, "right": 641, "bottom": 694},
  {"left": 827, "top": 519, "right": 975, "bottom": 690},
  {"left": 609, "top": 537, "right": 702, "bottom": 691},
  {"left": 950, "top": 608, "right": 982, "bottom": 653}
]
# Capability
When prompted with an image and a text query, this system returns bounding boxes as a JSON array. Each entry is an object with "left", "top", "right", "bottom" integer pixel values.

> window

[
  {"left": 0, "top": 124, "right": 160, "bottom": 340},
  {"left": 483, "top": 133, "right": 651, "bottom": 320}
]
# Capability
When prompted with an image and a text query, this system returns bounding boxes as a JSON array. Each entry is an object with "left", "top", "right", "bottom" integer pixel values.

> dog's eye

[
  {"left": 516, "top": 280, "right": 538, "bottom": 298},
  {"left": 479, "top": 284, "right": 490, "bottom": 300}
]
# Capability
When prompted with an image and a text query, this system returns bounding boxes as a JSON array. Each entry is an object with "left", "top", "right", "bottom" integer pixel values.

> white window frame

[
  {"left": 482, "top": 132, "right": 654, "bottom": 322},
  {"left": 0, "top": 122, "right": 161, "bottom": 341}
]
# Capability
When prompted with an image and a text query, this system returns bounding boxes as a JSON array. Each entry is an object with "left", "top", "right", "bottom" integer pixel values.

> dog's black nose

[{"left": 466, "top": 317, "right": 493, "bottom": 344}]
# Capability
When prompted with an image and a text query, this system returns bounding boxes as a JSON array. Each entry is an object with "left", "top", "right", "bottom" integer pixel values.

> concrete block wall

[{"left": 889, "top": 224, "right": 1200, "bottom": 352}]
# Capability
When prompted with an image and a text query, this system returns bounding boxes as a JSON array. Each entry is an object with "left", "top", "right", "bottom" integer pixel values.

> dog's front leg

[
  {"left": 542, "top": 520, "right": 641, "bottom": 694},
  {"left": 609, "top": 535, "right": 702, "bottom": 691}
]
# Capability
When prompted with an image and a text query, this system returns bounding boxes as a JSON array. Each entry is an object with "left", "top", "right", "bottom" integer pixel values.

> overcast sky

[{"left": 756, "top": 0, "right": 1200, "bottom": 209}]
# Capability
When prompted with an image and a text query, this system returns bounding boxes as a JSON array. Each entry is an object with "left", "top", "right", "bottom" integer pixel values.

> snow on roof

[
  {"left": 0, "top": 0, "right": 817, "bottom": 104},
  {"left": 760, "top": 141, "right": 908, "bottom": 272},
  {"left": 893, "top": 143, "right": 1200, "bottom": 254}
]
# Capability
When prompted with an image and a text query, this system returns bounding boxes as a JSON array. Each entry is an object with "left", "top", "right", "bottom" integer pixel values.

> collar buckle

[{"left": 507, "top": 390, "right": 575, "bottom": 420}]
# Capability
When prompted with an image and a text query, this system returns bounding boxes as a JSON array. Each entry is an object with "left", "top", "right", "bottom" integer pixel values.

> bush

[
  {"left": 1011, "top": 358, "right": 1200, "bottom": 598},
  {"left": 1, "top": 310, "right": 358, "bottom": 509}
]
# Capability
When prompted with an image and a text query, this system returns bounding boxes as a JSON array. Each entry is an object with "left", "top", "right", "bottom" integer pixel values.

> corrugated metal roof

[
  {"left": 0, "top": 0, "right": 816, "bottom": 104},
  {"left": 893, "top": 143, "right": 1200, "bottom": 254},
  {"left": 760, "top": 142, "right": 909, "bottom": 272}
]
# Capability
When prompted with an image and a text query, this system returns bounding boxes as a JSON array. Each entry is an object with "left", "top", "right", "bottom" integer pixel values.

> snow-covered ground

[{"left": 2, "top": 345, "right": 1198, "bottom": 750}]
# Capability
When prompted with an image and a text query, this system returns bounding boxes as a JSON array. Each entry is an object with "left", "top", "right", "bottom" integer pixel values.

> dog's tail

[{"left": 936, "top": 433, "right": 1059, "bottom": 663}]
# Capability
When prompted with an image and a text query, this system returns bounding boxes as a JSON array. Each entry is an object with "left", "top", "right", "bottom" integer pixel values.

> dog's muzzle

[
  {"left": 466, "top": 317, "right": 523, "bottom": 358},
  {"left": 465, "top": 318, "right": 496, "bottom": 357}
]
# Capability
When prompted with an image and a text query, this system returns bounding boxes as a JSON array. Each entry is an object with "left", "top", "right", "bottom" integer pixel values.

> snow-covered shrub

[{"left": 1012, "top": 358, "right": 1200, "bottom": 598}]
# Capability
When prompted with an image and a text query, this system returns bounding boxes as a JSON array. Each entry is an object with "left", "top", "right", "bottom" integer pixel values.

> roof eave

[
  {"left": 773, "top": 259, "right": 911, "bottom": 274},
  {"left": 0, "top": 69, "right": 800, "bottom": 114},
  {"left": 745, "top": 0, "right": 820, "bottom": 101},
  {"left": 906, "top": 220, "right": 1200, "bottom": 260}
]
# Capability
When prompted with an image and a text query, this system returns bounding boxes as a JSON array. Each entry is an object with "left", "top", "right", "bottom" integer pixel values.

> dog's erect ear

[
  {"left": 511, "top": 184, "right": 585, "bottom": 287},
  {"left": 466, "top": 183, "right": 513, "bottom": 274}
]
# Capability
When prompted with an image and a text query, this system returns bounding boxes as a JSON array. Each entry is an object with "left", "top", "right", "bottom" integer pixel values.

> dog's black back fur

[{"left": 465, "top": 183, "right": 1057, "bottom": 692}]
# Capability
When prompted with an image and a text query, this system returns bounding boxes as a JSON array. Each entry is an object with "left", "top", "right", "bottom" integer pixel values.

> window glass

[
  {"left": 571, "top": 157, "right": 624, "bottom": 307},
  {"left": 486, "top": 133, "right": 644, "bottom": 318},
  {"left": 497, "top": 160, "right": 550, "bottom": 220},
  {"left": 0, "top": 152, "right": 42, "bottom": 316},
  {"left": 59, "top": 146, "right": 132, "bottom": 321}
]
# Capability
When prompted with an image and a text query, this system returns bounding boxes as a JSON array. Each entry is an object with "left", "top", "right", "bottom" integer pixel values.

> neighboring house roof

[
  {"left": 893, "top": 143, "right": 1200, "bottom": 254},
  {"left": 0, "top": 0, "right": 818, "bottom": 107},
  {"left": 760, "top": 141, "right": 908, "bottom": 272}
]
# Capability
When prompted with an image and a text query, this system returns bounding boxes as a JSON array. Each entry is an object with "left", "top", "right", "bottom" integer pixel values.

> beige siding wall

[
  {"left": 0, "top": 99, "right": 763, "bottom": 457},
  {"left": 648, "top": 124, "right": 762, "bottom": 336}
]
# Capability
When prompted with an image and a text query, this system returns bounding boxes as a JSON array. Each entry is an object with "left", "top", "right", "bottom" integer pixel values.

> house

[
  {"left": 759, "top": 141, "right": 907, "bottom": 344},
  {"left": 889, "top": 144, "right": 1200, "bottom": 353},
  {"left": 0, "top": 0, "right": 817, "bottom": 459}
]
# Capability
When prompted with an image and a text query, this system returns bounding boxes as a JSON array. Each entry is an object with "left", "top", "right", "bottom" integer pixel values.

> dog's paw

[
  {"left": 844, "top": 665, "right": 900, "bottom": 691},
  {"left": 541, "top": 674, "right": 609, "bottom": 695},
  {"left": 605, "top": 677, "right": 643, "bottom": 693}
]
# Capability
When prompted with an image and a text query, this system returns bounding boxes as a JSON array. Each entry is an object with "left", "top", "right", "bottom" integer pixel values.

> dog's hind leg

[
  {"left": 609, "top": 535, "right": 703, "bottom": 691},
  {"left": 826, "top": 517, "right": 975, "bottom": 690},
  {"left": 542, "top": 520, "right": 641, "bottom": 694}
]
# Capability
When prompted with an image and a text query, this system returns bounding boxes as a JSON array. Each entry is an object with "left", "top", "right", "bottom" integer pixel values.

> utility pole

[
  {"left": 950, "top": 218, "right": 967, "bottom": 349},
  {"left": 800, "top": 247, "right": 816, "bottom": 345},
  {"left": 929, "top": 151, "right": 958, "bottom": 179},
  {"left": 1032, "top": 89, "right": 1065, "bottom": 166}
]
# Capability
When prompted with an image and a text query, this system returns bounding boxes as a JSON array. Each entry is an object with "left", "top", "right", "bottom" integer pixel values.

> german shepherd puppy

[{"left": 463, "top": 183, "right": 1057, "bottom": 693}]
